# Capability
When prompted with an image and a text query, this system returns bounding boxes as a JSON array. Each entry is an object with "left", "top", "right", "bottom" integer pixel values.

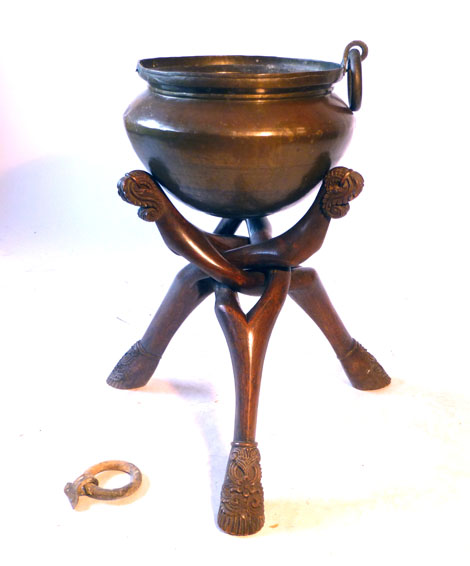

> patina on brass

[
  {"left": 107, "top": 41, "right": 391, "bottom": 536},
  {"left": 123, "top": 41, "right": 367, "bottom": 218},
  {"left": 64, "top": 461, "right": 142, "bottom": 508}
]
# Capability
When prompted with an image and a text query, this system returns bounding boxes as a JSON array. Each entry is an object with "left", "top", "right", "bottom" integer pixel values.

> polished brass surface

[
  {"left": 137, "top": 54, "right": 344, "bottom": 94},
  {"left": 124, "top": 44, "right": 364, "bottom": 218}
]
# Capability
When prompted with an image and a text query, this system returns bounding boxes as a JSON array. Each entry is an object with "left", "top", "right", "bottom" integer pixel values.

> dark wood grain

[{"left": 110, "top": 161, "right": 390, "bottom": 539}]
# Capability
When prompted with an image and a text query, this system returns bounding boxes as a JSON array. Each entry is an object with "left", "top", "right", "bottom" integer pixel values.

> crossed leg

[
  {"left": 214, "top": 269, "right": 291, "bottom": 535},
  {"left": 107, "top": 266, "right": 390, "bottom": 392},
  {"left": 106, "top": 217, "right": 242, "bottom": 390},
  {"left": 107, "top": 264, "right": 213, "bottom": 389},
  {"left": 290, "top": 267, "right": 391, "bottom": 390}
]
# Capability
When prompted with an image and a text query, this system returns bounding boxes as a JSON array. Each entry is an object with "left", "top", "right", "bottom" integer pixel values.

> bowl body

[{"left": 124, "top": 55, "right": 355, "bottom": 218}]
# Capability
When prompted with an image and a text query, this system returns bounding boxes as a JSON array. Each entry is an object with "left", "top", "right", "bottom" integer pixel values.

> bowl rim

[{"left": 137, "top": 55, "right": 344, "bottom": 94}]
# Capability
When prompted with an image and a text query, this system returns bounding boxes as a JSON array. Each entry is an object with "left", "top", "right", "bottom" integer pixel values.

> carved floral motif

[{"left": 218, "top": 442, "right": 265, "bottom": 536}]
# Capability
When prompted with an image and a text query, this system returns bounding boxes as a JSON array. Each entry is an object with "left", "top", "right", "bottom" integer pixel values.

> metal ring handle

[
  {"left": 341, "top": 40, "right": 368, "bottom": 69},
  {"left": 347, "top": 48, "right": 363, "bottom": 111},
  {"left": 65, "top": 460, "right": 142, "bottom": 508}
]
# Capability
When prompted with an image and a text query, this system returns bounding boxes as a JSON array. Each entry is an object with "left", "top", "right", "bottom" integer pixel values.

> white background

[{"left": 1, "top": 1, "right": 469, "bottom": 564}]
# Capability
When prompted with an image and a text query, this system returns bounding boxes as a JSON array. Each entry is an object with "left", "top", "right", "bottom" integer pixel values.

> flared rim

[{"left": 137, "top": 55, "right": 344, "bottom": 95}]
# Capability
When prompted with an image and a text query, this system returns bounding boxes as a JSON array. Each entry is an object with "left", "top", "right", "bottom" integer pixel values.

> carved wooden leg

[
  {"left": 107, "top": 264, "right": 212, "bottom": 389},
  {"left": 215, "top": 269, "right": 291, "bottom": 535},
  {"left": 290, "top": 268, "right": 391, "bottom": 390},
  {"left": 107, "top": 215, "right": 242, "bottom": 390}
]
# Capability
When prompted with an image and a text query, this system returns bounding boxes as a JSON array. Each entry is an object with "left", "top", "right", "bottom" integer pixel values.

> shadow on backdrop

[
  {"left": 0, "top": 155, "right": 134, "bottom": 254},
  {"left": 138, "top": 376, "right": 229, "bottom": 525}
]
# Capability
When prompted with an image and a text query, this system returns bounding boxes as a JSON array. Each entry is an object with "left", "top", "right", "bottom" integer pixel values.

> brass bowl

[{"left": 124, "top": 42, "right": 366, "bottom": 218}]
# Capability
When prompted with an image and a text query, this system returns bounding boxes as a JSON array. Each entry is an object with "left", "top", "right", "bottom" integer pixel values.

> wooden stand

[{"left": 107, "top": 167, "right": 391, "bottom": 535}]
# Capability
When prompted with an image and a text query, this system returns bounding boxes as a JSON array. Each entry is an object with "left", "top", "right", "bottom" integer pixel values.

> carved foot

[
  {"left": 107, "top": 341, "right": 161, "bottom": 390},
  {"left": 339, "top": 340, "right": 391, "bottom": 390},
  {"left": 218, "top": 442, "right": 265, "bottom": 536}
]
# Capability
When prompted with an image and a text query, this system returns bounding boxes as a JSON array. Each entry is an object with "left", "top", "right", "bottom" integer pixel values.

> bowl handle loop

[{"left": 341, "top": 41, "right": 368, "bottom": 112}]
